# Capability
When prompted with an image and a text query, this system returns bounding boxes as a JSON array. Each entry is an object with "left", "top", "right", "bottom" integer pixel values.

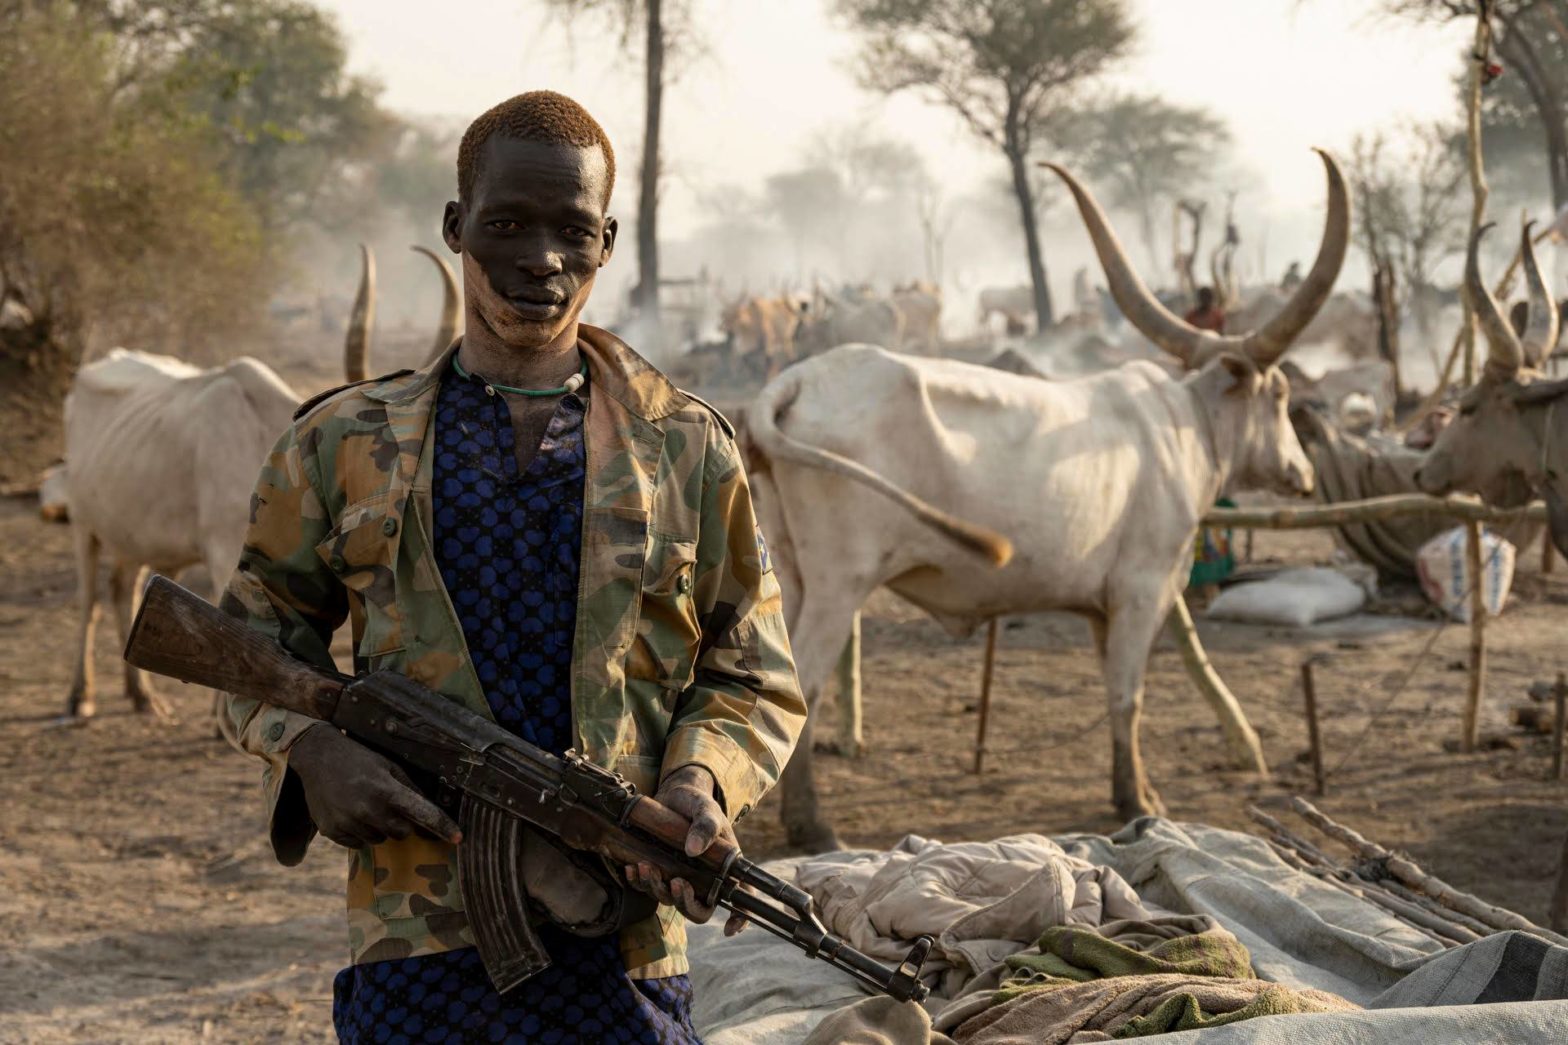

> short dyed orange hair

[{"left": 457, "top": 90, "right": 616, "bottom": 205}]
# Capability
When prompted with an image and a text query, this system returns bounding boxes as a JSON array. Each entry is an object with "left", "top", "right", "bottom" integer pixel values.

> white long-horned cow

[
  {"left": 61, "top": 244, "right": 458, "bottom": 719},
  {"left": 1416, "top": 222, "right": 1568, "bottom": 553},
  {"left": 743, "top": 151, "right": 1348, "bottom": 848}
]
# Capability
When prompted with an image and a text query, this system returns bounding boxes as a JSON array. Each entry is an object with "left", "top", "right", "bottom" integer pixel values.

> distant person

[
  {"left": 1510, "top": 300, "right": 1529, "bottom": 339},
  {"left": 1281, "top": 261, "right": 1303, "bottom": 291},
  {"left": 1184, "top": 286, "right": 1227, "bottom": 334}
]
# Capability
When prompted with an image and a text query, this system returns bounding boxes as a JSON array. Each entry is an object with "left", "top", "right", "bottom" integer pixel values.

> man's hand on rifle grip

[
  {"left": 626, "top": 765, "right": 750, "bottom": 936},
  {"left": 290, "top": 724, "right": 463, "bottom": 850}
]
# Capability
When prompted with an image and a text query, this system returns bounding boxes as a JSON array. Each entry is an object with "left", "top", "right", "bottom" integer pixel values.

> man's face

[{"left": 443, "top": 137, "right": 616, "bottom": 350}]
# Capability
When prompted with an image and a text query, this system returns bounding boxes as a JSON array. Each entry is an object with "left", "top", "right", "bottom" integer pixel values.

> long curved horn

[
  {"left": 1047, "top": 150, "right": 1348, "bottom": 370},
  {"left": 1042, "top": 162, "right": 1207, "bottom": 365},
  {"left": 1240, "top": 149, "right": 1350, "bottom": 367},
  {"left": 411, "top": 245, "right": 462, "bottom": 363},
  {"left": 1468, "top": 224, "right": 1524, "bottom": 380},
  {"left": 344, "top": 244, "right": 374, "bottom": 382},
  {"left": 1520, "top": 221, "right": 1560, "bottom": 369}
]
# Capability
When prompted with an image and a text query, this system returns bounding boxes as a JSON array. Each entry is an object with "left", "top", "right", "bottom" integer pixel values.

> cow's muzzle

[
  {"left": 1284, "top": 461, "right": 1315, "bottom": 498},
  {"left": 1413, "top": 464, "right": 1448, "bottom": 496}
]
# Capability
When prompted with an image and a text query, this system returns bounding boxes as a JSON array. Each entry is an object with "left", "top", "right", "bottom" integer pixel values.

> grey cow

[{"left": 1416, "top": 222, "right": 1567, "bottom": 555}]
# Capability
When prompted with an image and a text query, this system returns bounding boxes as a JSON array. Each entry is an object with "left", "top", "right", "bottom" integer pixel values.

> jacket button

[
  {"left": 382, "top": 517, "right": 398, "bottom": 537},
  {"left": 266, "top": 721, "right": 285, "bottom": 742},
  {"left": 329, "top": 554, "right": 346, "bottom": 573}
]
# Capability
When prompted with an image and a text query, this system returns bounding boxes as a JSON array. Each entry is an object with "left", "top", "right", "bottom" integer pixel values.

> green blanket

[
  {"left": 999, "top": 922, "right": 1255, "bottom": 997},
  {"left": 976, "top": 919, "right": 1355, "bottom": 1040}
]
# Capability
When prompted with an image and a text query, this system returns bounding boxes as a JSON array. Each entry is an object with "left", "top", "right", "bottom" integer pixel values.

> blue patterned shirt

[{"left": 331, "top": 362, "right": 700, "bottom": 1044}]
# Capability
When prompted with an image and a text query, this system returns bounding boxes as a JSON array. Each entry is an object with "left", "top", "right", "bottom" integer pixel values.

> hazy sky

[{"left": 321, "top": 0, "right": 1472, "bottom": 292}]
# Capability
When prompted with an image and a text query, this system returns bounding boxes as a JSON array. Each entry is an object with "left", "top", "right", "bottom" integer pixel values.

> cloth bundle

[
  {"left": 936, "top": 916, "right": 1355, "bottom": 1043},
  {"left": 793, "top": 834, "right": 1152, "bottom": 998},
  {"left": 794, "top": 834, "right": 1355, "bottom": 1045}
]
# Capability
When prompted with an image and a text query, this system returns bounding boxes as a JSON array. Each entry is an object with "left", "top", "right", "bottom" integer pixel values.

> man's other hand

[
  {"left": 289, "top": 724, "right": 462, "bottom": 850},
  {"left": 625, "top": 765, "right": 748, "bottom": 936}
]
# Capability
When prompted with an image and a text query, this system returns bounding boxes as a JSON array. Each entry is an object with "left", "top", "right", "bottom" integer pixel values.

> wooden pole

[
  {"left": 972, "top": 618, "right": 999, "bottom": 774},
  {"left": 1301, "top": 658, "right": 1326, "bottom": 796},
  {"left": 1201, "top": 493, "right": 1545, "bottom": 531},
  {"left": 1554, "top": 672, "right": 1566, "bottom": 782},
  {"left": 1461, "top": 10, "right": 1493, "bottom": 387},
  {"left": 832, "top": 612, "right": 864, "bottom": 757},
  {"left": 1290, "top": 797, "right": 1568, "bottom": 944},
  {"left": 1553, "top": 831, "right": 1568, "bottom": 933},
  {"left": 1463, "top": 521, "right": 1487, "bottom": 752}
]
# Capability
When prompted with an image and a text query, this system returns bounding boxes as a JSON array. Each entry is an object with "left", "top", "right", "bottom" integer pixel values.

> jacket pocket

[
  {"left": 626, "top": 534, "right": 701, "bottom": 696},
  {"left": 315, "top": 491, "right": 405, "bottom": 659}
]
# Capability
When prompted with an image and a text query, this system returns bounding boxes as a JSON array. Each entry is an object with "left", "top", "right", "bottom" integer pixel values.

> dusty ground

[{"left": 5, "top": 360, "right": 1568, "bottom": 1040}]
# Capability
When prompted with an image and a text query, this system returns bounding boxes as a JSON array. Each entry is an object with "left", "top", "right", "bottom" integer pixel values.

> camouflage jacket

[{"left": 219, "top": 326, "right": 804, "bottom": 979}]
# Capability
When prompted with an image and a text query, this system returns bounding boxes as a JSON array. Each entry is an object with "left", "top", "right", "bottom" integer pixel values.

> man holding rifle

[{"left": 217, "top": 91, "right": 806, "bottom": 1042}]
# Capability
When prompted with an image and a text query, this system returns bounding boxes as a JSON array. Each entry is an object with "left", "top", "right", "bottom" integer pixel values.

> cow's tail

[{"left": 745, "top": 368, "right": 1014, "bottom": 567}]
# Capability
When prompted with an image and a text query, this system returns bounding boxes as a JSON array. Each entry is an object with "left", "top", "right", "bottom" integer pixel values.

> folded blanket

[{"left": 996, "top": 917, "right": 1254, "bottom": 998}]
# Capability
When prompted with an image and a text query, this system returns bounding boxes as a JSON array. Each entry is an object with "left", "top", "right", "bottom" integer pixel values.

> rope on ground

[
  {"left": 978, "top": 711, "right": 1110, "bottom": 761},
  {"left": 1326, "top": 539, "right": 1506, "bottom": 778}
]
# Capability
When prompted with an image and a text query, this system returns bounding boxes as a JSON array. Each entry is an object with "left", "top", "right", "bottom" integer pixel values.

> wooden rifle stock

[{"left": 124, "top": 575, "right": 347, "bottom": 721}]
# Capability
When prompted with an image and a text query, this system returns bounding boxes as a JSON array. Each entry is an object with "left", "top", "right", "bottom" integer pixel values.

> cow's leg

[
  {"left": 65, "top": 527, "right": 102, "bottom": 718},
  {"left": 778, "top": 589, "right": 867, "bottom": 852},
  {"left": 109, "top": 563, "right": 171, "bottom": 719},
  {"left": 1101, "top": 598, "right": 1169, "bottom": 821},
  {"left": 822, "top": 611, "right": 865, "bottom": 757},
  {"left": 1166, "top": 594, "right": 1267, "bottom": 775}
]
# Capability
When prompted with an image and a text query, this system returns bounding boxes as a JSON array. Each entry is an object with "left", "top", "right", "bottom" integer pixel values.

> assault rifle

[{"left": 124, "top": 576, "right": 931, "bottom": 1002}]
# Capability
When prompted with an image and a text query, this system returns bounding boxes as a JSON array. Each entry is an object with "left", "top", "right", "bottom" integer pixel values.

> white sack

[
  {"left": 1415, "top": 526, "right": 1515, "bottom": 622},
  {"left": 1204, "top": 567, "right": 1367, "bottom": 627}
]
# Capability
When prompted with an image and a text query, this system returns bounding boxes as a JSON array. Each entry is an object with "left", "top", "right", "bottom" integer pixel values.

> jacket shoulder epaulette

[
  {"left": 293, "top": 370, "right": 415, "bottom": 421},
  {"left": 679, "top": 389, "right": 736, "bottom": 439}
]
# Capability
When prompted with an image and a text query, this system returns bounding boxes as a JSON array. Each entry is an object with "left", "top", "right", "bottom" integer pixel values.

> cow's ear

[
  {"left": 1515, "top": 375, "right": 1568, "bottom": 405},
  {"left": 1220, "top": 353, "right": 1259, "bottom": 393}
]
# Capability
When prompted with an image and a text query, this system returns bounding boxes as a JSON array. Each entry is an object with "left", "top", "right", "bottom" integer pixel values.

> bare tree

[
  {"left": 804, "top": 124, "right": 927, "bottom": 274},
  {"left": 765, "top": 167, "right": 849, "bottom": 279},
  {"left": 1052, "top": 92, "right": 1233, "bottom": 273},
  {"left": 1383, "top": 0, "right": 1568, "bottom": 210},
  {"left": 544, "top": 0, "right": 700, "bottom": 350},
  {"left": 1348, "top": 125, "right": 1467, "bottom": 336},
  {"left": 913, "top": 170, "right": 955, "bottom": 285},
  {"left": 836, "top": 0, "right": 1136, "bottom": 331}
]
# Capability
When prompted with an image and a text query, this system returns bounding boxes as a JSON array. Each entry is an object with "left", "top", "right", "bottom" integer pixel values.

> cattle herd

[
  {"left": 713, "top": 280, "right": 943, "bottom": 380},
  {"left": 38, "top": 149, "right": 1568, "bottom": 855}
]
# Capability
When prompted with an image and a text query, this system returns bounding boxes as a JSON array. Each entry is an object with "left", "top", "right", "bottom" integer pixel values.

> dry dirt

[{"left": 5, "top": 374, "right": 1568, "bottom": 1041}]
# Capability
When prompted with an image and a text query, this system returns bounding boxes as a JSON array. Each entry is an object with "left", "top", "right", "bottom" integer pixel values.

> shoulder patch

[
  {"left": 679, "top": 389, "right": 736, "bottom": 439},
  {"left": 293, "top": 370, "right": 414, "bottom": 421}
]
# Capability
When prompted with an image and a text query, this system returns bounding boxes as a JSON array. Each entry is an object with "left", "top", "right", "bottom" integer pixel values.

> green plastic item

[{"left": 1188, "top": 497, "right": 1237, "bottom": 589}]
